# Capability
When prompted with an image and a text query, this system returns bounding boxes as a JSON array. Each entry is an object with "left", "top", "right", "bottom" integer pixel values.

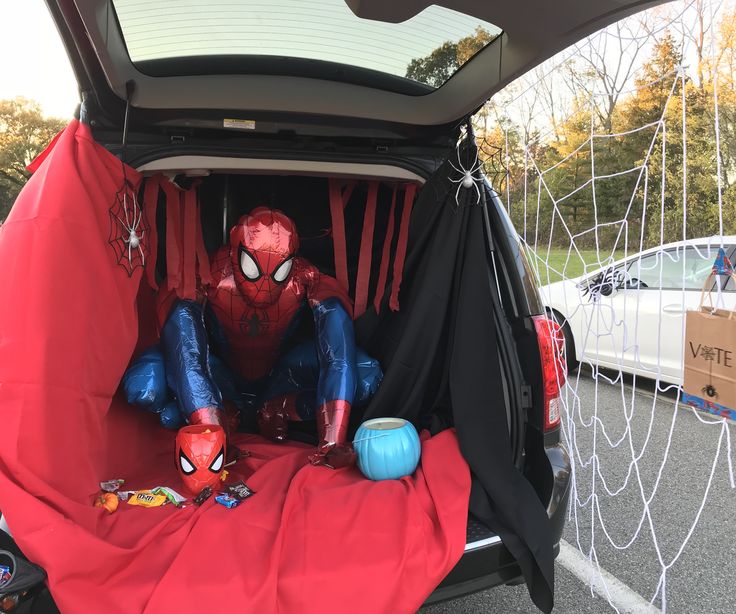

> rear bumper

[{"left": 424, "top": 442, "right": 571, "bottom": 605}]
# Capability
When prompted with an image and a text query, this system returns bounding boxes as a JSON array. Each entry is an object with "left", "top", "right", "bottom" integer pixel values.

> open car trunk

[
  {"left": 155, "top": 171, "right": 521, "bottom": 443},
  {"left": 0, "top": 121, "right": 555, "bottom": 612}
]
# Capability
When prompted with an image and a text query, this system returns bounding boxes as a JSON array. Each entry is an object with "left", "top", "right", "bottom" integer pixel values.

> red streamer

[
  {"left": 181, "top": 186, "right": 198, "bottom": 299},
  {"left": 328, "top": 179, "right": 349, "bottom": 293},
  {"left": 194, "top": 195, "right": 212, "bottom": 287},
  {"left": 354, "top": 182, "right": 378, "bottom": 318},
  {"left": 162, "top": 181, "right": 182, "bottom": 293},
  {"left": 142, "top": 176, "right": 161, "bottom": 290}
]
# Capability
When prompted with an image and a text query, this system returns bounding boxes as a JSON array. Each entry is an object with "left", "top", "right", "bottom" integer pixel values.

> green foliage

[
  {"left": 0, "top": 98, "right": 66, "bottom": 221},
  {"left": 485, "top": 18, "right": 736, "bottom": 254},
  {"left": 406, "top": 27, "right": 493, "bottom": 87}
]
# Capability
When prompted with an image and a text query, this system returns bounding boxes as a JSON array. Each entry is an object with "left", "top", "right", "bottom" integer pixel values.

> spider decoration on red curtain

[
  {"left": 108, "top": 180, "right": 149, "bottom": 276},
  {"left": 124, "top": 207, "right": 383, "bottom": 468}
]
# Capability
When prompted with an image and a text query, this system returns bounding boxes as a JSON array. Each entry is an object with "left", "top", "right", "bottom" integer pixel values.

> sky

[
  {"left": 0, "top": 1, "right": 81, "bottom": 118},
  {"left": 0, "top": 0, "right": 79, "bottom": 118}
]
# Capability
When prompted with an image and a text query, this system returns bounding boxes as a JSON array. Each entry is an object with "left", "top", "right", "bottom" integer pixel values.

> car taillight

[{"left": 532, "top": 316, "right": 566, "bottom": 431}]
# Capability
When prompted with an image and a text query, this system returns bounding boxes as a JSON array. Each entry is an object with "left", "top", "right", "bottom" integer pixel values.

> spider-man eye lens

[
  {"left": 208, "top": 447, "right": 225, "bottom": 473},
  {"left": 272, "top": 258, "right": 293, "bottom": 283},
  {"left": 179, "top": 450, "right": 196, "bottom": 475},
  {"left": 239, "top": 248, "right": 261, "bottom": 281}
]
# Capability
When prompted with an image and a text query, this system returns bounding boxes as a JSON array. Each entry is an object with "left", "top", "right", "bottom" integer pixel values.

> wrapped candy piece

[
  {"left": 214, "top": 494, "right": 240, "bottom": 509},
  {"left": 151, "top": 486, "right": 187, "bottom": 507},
  {"left": 127, "top": 491, "right": 167, "bottom": 507}
]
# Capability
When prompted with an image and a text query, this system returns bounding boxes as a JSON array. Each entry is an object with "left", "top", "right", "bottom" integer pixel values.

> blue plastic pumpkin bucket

[{"left": 353, "top": 418, "right": 421, "bottom": 481}]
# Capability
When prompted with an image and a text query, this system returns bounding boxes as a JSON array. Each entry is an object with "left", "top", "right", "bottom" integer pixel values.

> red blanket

[{"left": 0, "top": 121, "right": 471, "bottom": 613}]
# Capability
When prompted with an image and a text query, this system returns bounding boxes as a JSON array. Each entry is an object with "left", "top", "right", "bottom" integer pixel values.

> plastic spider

[
  {"left": 448, "top": 146, "right": 483, "bottom": 206},
  {"left": 702, "top": 384, "right": 718, "bottom": 399}
]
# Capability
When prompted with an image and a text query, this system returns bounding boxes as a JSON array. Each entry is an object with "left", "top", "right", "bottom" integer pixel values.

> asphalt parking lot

[{"left": 421, "top": 370, "right": 736, "bottom": 613}]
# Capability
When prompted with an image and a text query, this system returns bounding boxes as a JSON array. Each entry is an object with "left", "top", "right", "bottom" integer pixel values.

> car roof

[
  {"left": 623, "top": 236, "right": 736, "bottom": 260},
  {"left": 48, "top": 0, "right": 668, "bottom": 135}
]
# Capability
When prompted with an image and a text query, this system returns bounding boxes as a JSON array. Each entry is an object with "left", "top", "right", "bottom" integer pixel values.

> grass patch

[{"left": 524, "top": 247, "right": 626, "bottom": 285}]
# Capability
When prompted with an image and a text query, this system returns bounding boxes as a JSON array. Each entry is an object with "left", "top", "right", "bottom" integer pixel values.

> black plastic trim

[
  {"left": 97, "top": 137, "right": 445, "bottom": 184},
  {"left": 135, "top": 56, "right": 435, "bottom": 97},
  {"left": 424, "top": 561, "right": 523, "bottom": 605},
  {"left": 545, "top": 443, "right": 572, "bottom": 541},
  {"left": 479, "top": 181, "right": 530, "bottom": 466}
]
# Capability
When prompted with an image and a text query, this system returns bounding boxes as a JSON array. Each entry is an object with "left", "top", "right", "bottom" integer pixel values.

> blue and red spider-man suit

[{"left": 124, "top": 207, "right": 382, "bottom": 466}]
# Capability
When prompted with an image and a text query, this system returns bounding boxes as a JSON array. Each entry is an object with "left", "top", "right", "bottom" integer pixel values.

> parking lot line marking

[{"left": 558, "top": 540, "right": 661, "bottom": 613}]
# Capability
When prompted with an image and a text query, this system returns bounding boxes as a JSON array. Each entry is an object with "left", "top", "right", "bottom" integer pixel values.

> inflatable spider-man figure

[{"left": 124, "top": 207, "right": 382, "bottom": 467}]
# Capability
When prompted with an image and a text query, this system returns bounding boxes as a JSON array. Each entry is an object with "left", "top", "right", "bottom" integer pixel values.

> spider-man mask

[
  {"left": 175, "top": 425, "right": 226, "bottom": 494},
  {"left": 230, "top": 207, "right": 299, "bottom": 308}
]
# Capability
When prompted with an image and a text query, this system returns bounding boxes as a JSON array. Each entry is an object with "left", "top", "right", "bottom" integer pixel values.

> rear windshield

[{"left": 112, "top": 0, "right": 502, "bottom": 89}]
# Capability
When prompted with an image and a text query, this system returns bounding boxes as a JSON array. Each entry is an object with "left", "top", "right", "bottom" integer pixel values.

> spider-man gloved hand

[{"left": 308, "top": 400, "right": 357, "bottom": 468}]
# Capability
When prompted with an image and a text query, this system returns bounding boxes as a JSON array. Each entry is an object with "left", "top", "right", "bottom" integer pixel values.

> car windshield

[{"left": 111, "top": 0, "right": 502, "bottom": 88}]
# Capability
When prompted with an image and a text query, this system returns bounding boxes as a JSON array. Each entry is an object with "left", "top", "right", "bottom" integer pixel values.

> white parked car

[{"left": 540, "top": 237, "right": 736, "bottom": 385}]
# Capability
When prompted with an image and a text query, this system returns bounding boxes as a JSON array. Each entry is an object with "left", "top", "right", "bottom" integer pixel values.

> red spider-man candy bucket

[{"left": 175, "top": 425, "right": 226, "bottom": 494}]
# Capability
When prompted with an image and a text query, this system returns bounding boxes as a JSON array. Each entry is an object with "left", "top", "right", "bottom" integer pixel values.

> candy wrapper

[
  {"left": 100, "top": 479, "right": 124, "bottom": 493},
  {"left": 193, "top": 486, "right": 213, "bottom": 506},
  {"left": 215, "top": 494, "right": 241, "bottom": 509},
  {"left": 225, "top": 481, "right": 255, "bottom": 501},
  {"left": 151, "top": 486, "right": 187, "bottom": 507},
  {"left": 127, "top": 490, "right": 168, "bottom": 507}
]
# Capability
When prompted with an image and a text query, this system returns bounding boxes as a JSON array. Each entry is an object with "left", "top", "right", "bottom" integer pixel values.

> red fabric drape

[
  {"left": 0, "top": 121, "right": 471, "bottom": 614},
  {"left": 148, "top": 177, "right": 209, "bottom": 299}
]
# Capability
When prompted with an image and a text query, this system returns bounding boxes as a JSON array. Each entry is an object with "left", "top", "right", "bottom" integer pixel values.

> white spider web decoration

[{"left": 478, "top": 0, "right": 736, "bottom": 610}]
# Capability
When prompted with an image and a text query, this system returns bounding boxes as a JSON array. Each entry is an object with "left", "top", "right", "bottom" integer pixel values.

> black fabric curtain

[{"left": 353, "top": 156, "right": 555, "bottom": 613}]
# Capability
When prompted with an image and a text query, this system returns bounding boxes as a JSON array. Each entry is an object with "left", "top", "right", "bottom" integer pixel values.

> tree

[
  {"left": 0, "top": 98, "right": 66, "bottom": 221},
  {"left": 564, "top": 14, "right": 656, "bottom": 134},
  {"left": 405, "top": 27, "right": 494, "bottom": 87}
]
